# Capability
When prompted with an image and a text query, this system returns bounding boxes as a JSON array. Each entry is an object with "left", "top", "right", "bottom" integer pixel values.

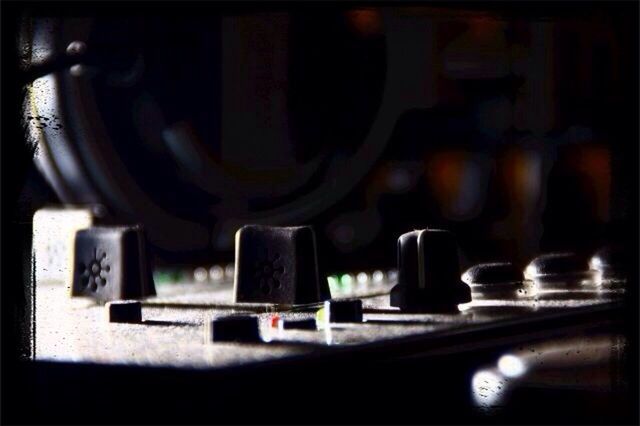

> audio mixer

[{"left": 31, "top": 215, "right": 629, "bottom": 423}]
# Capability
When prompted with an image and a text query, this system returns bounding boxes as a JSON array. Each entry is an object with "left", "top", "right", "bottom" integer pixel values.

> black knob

[
  {"left": 72, "top": 225, "right": 156, "bottom": 302},
  {"left": 234, "top": 225, "right": 330, "bottom": 304},
  {"left": 390, "top": 229, "right": 470, "bottom": 312}
]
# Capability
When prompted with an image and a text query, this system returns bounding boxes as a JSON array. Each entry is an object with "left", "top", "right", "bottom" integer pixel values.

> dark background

[{"left": 13, "top": 2, "right": 639, "bottom": 269}]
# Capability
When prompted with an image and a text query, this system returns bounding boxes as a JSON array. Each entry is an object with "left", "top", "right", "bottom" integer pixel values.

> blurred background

[{"left": 18, "top": 4, "right": 638, "bottom": 274}]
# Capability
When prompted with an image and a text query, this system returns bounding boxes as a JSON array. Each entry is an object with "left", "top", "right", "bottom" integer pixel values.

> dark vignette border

[{"left": 1, "top": 1, "right": 638, "bottom": 424}]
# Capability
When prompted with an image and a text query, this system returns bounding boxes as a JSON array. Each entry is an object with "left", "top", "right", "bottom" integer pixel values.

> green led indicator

[
  {"left": 153, "top": 269, "right": 187, "bottom": 285},
  {"left": 327, "top": 275, "right": 340, "bottom": 293},
  {"left": 340, "top": 274, "right": 353, "bottom": 290},
  {"left": 153, "top": 271, "right": 172, "bottom": 285}
]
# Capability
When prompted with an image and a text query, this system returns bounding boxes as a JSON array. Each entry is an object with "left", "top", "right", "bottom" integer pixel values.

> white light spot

[
  {"left": 209, "top": 265, "right": 224, "bottom": 281},
  {"left": 194, "top": 267, "right": 208, "bottom": 282},
  {"left": 471, "top": 369, "right": 506, "bottom": 408},
  {"left": 498, "top": 354, "right": 526, "bottom": 378},
  {"left": 524, "top": 264, "right": 538, "bottom": 280},
  {"left": 589, "top": 256, "right": 603, "bottom": 271}
]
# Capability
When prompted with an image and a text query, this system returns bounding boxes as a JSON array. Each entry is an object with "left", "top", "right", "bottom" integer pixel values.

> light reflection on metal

[
  {"left": 471, "top": 334, "right": 626, "bottom": 414},
  {"left": 524, "top": 254, "right": 604, "bottom": 291},
  {"left": 589, "top": 248, "right": 627, "bottom": 287},
  {"left": 497, "top": 354, "right": 526, "bottom": 378},
  {"left": 471, "top": 368, "right": 509, "bottom": 410},
  {"left": 457, "top": 302, "right": 473, "bottom": 312},
  {"left": 323, "top": 326, "right": 334, "bottom": 345}
]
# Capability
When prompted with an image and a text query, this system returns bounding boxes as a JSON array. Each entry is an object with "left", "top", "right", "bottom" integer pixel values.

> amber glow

[
  {"left": 468, "top": 16, "right": 503, "bottom": 39},
  {"left": 345, "top": 9, "right": 384, "bottom": 37},
  {"left": 501, "top": 148, "right": 537, "bottom": 208},
  {"left": 572, "top": 145, "right": 611, "bottom": 220},
  {"left": 427, "top": 151, "right": 467, "bottom": 206}
]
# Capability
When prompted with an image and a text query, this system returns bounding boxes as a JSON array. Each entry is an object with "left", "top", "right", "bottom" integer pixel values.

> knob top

[
  {"left": 524, "top": 252, "right": 587, "bottom": 280},
  {"left": 462, "top": 262, "right": 532, "bottom": 300},
  {"left": 462, "top": 262, "right": 523, "bottom": 286}
]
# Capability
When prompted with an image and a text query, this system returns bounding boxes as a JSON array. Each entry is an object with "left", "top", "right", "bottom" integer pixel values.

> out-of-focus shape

[
  {"left": 426, "top": 151, "right": 489, "bottom": 221},
  {"left": 442, "top": 16, "right": 510, "bottom": 79},
  {"left": 345, "top": 9, "right": 384, "bottom": 38},
  {"left": 33, "top": 206, "right": 95, "bottom": 285}
]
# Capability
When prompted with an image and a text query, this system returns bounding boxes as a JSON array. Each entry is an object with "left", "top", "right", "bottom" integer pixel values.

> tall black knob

[
  {"left": 234, "top": 225, "right": 330, "bottom": 304},
  {"left": 390, "top": 229, "right": 470, "bottom": 312}
]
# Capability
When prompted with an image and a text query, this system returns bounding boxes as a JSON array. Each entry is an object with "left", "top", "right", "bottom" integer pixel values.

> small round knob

[
  {"left": 462, "top": 262, "right": 531, "bottom": 300},
  {"left": 524, "top": 252, "right": 596, "bottom": 289}
]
